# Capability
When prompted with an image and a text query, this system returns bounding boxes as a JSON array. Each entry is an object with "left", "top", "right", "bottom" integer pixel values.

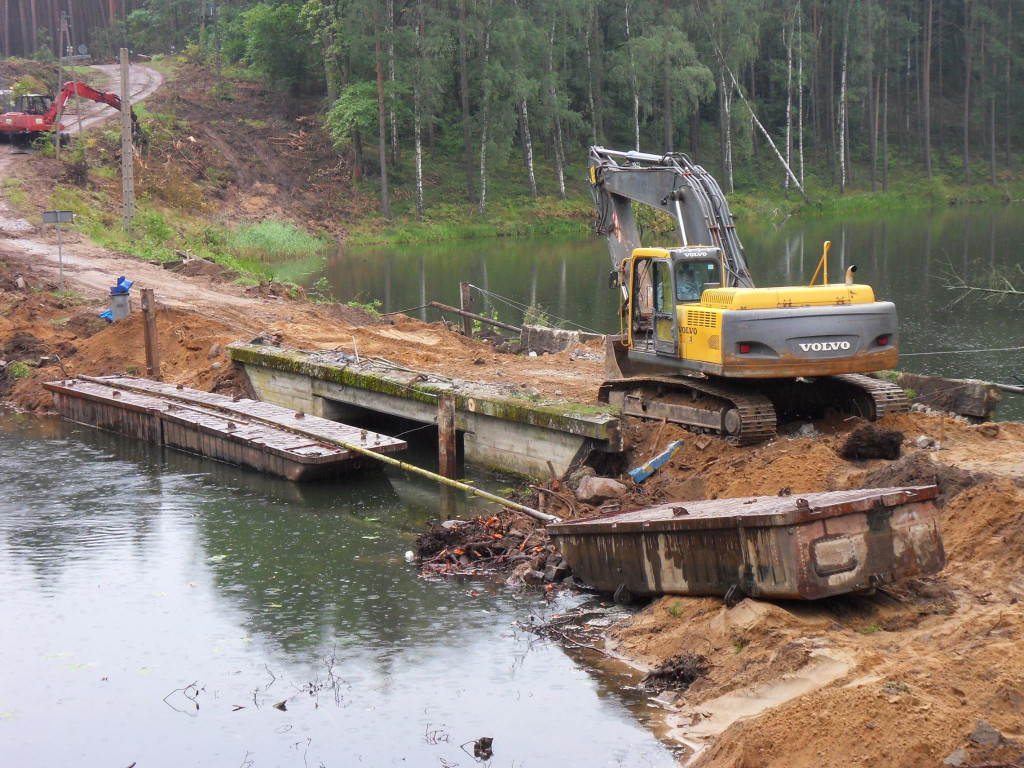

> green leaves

[{"left": 241, "top": 3, "right": 316, "bottom": 92}]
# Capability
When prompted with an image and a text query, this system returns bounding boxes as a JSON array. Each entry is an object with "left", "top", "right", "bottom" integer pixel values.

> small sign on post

[{"left": 42, "top": 210, "right": 75, "bottom": 294}]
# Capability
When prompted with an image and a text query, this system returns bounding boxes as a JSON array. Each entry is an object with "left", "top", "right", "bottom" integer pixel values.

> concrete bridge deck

[{"left": 228, "top": 343, "right": 622, "bottom": 478}]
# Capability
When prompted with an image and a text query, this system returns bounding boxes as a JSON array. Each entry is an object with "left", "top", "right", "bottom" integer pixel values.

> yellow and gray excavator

[{"left": 589, "top": 146, "right": 908, "bottom": 444}]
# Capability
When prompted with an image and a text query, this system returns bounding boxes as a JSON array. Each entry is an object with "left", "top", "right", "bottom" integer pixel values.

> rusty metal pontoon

[{"left": 548, "top": 486, "right": 945, "bottom": 600}]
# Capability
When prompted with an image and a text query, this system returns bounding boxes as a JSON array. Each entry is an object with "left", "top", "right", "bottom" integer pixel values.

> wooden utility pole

[
  {"left": 119, "top": 48, "right": 135, "bottom": 229},
  {"left": 459, "top": 282, "right": 473, "bottom": 337},
  {"left": 65, "top": 9, "right": 85, "bottom": 152},
  {"left": 141, "top": 288, "right": 161, "bottom": 378},
  {"left": 437, "top": 392, "right": 456, "bottom": 479},
  {"left": 54, "top": 13, "right": 67, "bottom": 162}
]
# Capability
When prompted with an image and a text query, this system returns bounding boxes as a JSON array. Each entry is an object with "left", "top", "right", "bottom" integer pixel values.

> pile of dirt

[
  {"left": 172, "top": 259, "right": 236, "bottom": 282},
  {"left": 0, "top": 60, "right": 55, "bottom": 91},
  {"left": 2, "top": 330, "right": 47, "bottom": 360},
  {"left": 840, "top": 424, "right": 904, "bottom": 460},
  {"left": 860, "top": 451, "right": 987, "bottom": 503}
]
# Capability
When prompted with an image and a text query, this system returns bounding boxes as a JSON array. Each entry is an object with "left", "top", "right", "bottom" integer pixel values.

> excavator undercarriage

[{"left": 599, "top": 365, "right": 909, "bottom": 445}]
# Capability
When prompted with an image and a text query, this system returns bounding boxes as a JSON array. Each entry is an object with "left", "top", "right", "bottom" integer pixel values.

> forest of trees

[{"left": 4, "top": 0, "right": 1023, "bottom": 218}]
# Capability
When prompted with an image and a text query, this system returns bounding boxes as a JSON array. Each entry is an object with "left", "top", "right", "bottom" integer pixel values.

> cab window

[
  {"left": 675, "top": 259, "right": 720, "bottom": 302},
  {"left": 652, "top": 260, "right": 673, "bottom": 313}
]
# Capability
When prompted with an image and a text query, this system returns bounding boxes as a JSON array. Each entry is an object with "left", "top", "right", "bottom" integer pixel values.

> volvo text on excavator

[
  {"left": 0, "top": 80, "right": 143, "bottom": 146},
  {"left": 589, "top": 146, "right": 909, "bottom": 445}
]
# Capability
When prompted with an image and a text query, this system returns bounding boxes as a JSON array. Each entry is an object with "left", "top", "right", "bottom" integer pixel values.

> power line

[
  {"left": 470, "top": 284, "right": 604, "bottom": 335},
  {"left": 901, "top": 346, "right": 1024, "bottom": 357}
]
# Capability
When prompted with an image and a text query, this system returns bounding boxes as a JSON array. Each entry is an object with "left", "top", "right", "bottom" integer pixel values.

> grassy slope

[{"left": 10, "top": 52, "right": 1024, "bottom": 266}]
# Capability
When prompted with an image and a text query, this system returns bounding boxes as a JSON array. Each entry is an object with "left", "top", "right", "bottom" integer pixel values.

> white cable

[{"left": 901, "top": 346, "right": 1024, "bottom": 357}]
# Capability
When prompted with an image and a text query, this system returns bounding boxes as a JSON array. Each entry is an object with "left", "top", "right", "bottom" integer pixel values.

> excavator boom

[
  {"left": 44, "top": 81, "right": 126, "bottom": 124},
  {"left": 589, "top": 146, "right": 753, "bottom": 287}
]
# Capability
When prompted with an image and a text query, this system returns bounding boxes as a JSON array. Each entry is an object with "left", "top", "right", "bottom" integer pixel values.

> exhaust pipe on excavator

[{"left": 845, "top": 265, "right": 857, "bottom": 285}]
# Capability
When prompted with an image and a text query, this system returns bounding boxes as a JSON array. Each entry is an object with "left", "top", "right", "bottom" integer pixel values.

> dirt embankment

[{"left": 605, "top": 414, "right": 1024, "bottom": 768}]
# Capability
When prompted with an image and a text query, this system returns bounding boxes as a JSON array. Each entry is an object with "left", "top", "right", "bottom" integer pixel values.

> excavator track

[
  {"left": 827, "top": 374, "right": 912, "bottom": 419},
  {"left": 598, "top": 376, "right": 778, "bottom": 446},
  {"left": 599, "top": 373, "right": 909, "bottom": 446}
]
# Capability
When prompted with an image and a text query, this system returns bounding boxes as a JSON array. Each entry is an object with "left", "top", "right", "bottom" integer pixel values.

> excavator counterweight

[{"left": 588, "top": 146, "right": 908, "bottom": 443}]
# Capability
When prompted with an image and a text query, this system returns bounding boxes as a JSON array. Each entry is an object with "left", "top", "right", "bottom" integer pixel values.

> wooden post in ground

[
  {"left": 55, "top": 14, "right": 67, "bottom": 162},
  {"left": 119, "top": 48, "right": 135, "bottom": 229},
  {"left": 141, "top": 288, "right": 160, "bottom": 378},
  {"left": 459, "top": 282, "right": 473, "bottom": 337},
  {"left": 437, "top": 391, "right": 456, "bottom": 478}
]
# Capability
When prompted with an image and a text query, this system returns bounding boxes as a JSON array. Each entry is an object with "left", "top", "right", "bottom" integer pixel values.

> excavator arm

[
  {"left": 44, "top": 81, "right": 142, "bottom": 140},
  {"left": 588, "top": 146, "right": 754, "bottom": 288}
]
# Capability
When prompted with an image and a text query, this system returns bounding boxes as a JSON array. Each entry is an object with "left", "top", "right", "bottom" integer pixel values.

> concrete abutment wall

[{"left": 231, "top": 346, "right": 621, "bottom": 479}]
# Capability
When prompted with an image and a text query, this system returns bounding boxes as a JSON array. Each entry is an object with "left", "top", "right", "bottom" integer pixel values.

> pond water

[
  {"left": 0, "top": 411, "right": 683, "bottom": 767},
  {"left": 284, "top": 204, "right": 1024, "bottom": 420}
]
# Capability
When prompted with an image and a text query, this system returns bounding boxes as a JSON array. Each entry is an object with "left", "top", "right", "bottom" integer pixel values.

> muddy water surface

[
  {"left": 0, "top": 411, "right": 682, "bottom": 767},
  {"left": 289, "top": 204, "right": 1024, "bottom": 420}
]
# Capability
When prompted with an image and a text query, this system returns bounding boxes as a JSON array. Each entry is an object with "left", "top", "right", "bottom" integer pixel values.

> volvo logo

[{"left": 799, "top": 341, "right": 851, "bottom": 352}]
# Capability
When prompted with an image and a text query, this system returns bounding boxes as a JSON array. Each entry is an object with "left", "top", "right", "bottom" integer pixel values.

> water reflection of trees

[
  {"left": 1, "top": 418, "right": 164, "bottom": 581},
  {"left": 316, "top": 238, "right": 619, "bottom": 334}
]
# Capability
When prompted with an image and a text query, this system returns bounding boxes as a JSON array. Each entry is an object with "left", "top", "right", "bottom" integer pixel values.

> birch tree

[{"left": 478, "top": 0, "right": 492, "bottom": 214}]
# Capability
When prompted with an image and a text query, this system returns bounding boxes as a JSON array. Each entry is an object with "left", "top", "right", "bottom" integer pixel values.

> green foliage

[
  {"left": 87, "top": 20, "right": 128, "bottom": 60},
  {"left": 12, "top": 76, "right": 47, "bottom": 97},
  {"left": 240, "top": 3, "right": 316, "bottom": 93},
  {"left": 522, "top": 303, "right": 551, "bottom": 328},
  {"left": 30, "top": 29, "right": 55, "bottom": 62},
  {"left": 325, "top": 81, "right": 386, "bottom": 152},
  {"left": 134, "top": 210, "right": 174, "bottom": 243},
  {"left": 222, "top": 220, "right": 326, "bottom": 261},
  {"left": 346, "top": 298, "right": 382, "bottom": 319},
  {"left": 668, "top": 601, "right": 683, "bottom": 618},
  {"left": 858, "top": 623, "right": 883, "bottom": 635},
  {"left": 8, "top": 362, "right": 32, "bottom": 380},
  {"left": 2, "top": 178, "right": 28, "bottom": 211}
]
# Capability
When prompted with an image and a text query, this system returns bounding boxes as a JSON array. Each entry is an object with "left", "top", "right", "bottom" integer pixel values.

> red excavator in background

[{"left": 0, "top": 80, "right": 142, "bottom": 147}]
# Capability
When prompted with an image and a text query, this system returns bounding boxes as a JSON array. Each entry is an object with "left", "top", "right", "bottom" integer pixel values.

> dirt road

[{"left": 55, "top": 63, "right": 164, "bottom": 134}]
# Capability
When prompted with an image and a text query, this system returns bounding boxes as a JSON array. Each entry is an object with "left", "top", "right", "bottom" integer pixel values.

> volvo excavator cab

[
  {"left": 627, "top": 248, "right": 723, "bottom": 358},
  {"left": 590, "top": 145, "right": 909, "bottom": 444}
]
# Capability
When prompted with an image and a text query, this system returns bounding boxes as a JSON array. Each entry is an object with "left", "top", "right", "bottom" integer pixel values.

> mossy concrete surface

[
  {"left": 227, "top": 342, "right": 623, "bottom": 477},
  {"left": 227, "top": 343, "right": 620, "bottom": 441}
]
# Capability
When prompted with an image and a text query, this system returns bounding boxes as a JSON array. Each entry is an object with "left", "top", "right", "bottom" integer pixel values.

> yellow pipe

[{"left": 809, "top": 240, "right": 832, "bottom": 286}]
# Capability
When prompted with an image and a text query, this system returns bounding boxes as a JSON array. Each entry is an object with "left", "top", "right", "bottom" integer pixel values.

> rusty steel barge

[
  {"left": 548, "top": 486, "right": 945, "bottom": 600},
  {"left": 44, "top": 376, "right": 406, "bottom": 481}
]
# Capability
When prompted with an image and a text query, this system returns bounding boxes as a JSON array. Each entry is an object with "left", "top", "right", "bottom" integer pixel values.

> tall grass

[{"left": 223, "top": 220, "right": 328, "bottom": 260}]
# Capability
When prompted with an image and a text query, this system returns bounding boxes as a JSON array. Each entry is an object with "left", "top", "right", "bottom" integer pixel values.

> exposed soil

[
  {"left": 603, "top": 414, "right": 1024, "bottom": 768},
  {"left": 5, "top": 56, "right": 1024, "bottom": 768},
  {"left": 136, "top": 60, "right": 373, "bottom": 237}
]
